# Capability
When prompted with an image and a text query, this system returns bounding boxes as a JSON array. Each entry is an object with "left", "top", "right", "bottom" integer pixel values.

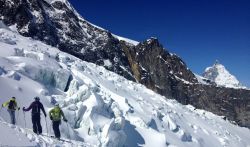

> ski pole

[
  {"left": 23, "top": 111, "right": 26, "bottom": 128},
  {"left": 16, "top": 110, "right": 20, "bottom": 125},
  {"left": 45, "top": 116, "right": 49, "bottom": 135},
  {"left": 0, "top": 106, "right": 3, "bottom": 121},
  {"left": 49, "top": 122, "right": 52, "bottom": 135},
  {"left": 66, "top": 123, "right": 71, "bottom": 143},
  {"left": 0, "top": 106, "right": 2, "bottom": 116}
]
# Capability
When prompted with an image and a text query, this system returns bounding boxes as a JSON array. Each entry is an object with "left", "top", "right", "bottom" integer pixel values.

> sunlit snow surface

[
  {"left": 203, "top": 62, "right": 247, "bottom": 89},
  {"left": 0, "top": 22, "right": 249, "bottom": 147}
]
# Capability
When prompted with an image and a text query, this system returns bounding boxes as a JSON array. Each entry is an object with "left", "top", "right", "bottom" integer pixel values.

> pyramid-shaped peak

[{"left": 203, "top": 61, "right": 245, "bottom": 89}]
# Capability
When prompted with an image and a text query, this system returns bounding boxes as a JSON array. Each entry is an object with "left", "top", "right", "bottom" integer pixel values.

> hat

[
  {"left": 55, "top": 103, "right": 59, "bottom": 106},
  {"left": 12, "top": 97, "right": 16, "bottom": 99},
  {"left": 34, "top": 96, "right": 40, "bottom": 100}
]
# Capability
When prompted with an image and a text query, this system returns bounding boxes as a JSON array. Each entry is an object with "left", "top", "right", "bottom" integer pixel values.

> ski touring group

[{"left": 1, "top": 96, "right": 68, "bottom": 141}]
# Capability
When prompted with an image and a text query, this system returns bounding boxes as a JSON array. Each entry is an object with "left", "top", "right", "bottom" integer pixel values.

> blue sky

[{"left": 68, "top": 0, "right": 250, "bottom": 87}]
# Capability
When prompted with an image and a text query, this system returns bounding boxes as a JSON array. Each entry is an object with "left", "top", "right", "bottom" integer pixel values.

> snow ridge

[{"left": 112, "top": 34, "right": 139, "bottom": 46}]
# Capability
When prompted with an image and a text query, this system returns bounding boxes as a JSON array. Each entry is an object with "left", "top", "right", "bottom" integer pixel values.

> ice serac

[
  {"left": 1, "top": 0, "right": 250, "bottom": 128},
  {"left": 203, "top": 61, "right": 245, "bottom": 89}
]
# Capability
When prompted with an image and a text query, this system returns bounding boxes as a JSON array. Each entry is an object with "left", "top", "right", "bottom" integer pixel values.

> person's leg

[
  {"left": 57, "top": 121, "right": 61, "bottom": 139},
  {"left": 32, "top": 115, "right": 38, "bottom": 134},
  {"left": 12, "top": 111, "right": 16, "bottom": 125},
  {"left": 36, "top": 115, "right": 42, "bottom": 134},
  {"left": 8, "top": 110, "right": 15, "bottom": 125},
  {"left": 52, "top": 121, "right": 56, "bottom": 137},
  {"left": 52, "top": 121, "right": 60, "bottom": 139}
]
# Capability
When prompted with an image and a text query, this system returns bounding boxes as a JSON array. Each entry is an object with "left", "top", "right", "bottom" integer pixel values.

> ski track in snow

[{"left": 0, "top": 22, "right": 249, "bottom": 147}]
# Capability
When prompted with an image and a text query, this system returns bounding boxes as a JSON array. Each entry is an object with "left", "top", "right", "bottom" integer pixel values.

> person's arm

[
  {"left": 2, "top": 101, "right": 9, "bottom": 107},
  {"left": 49, "top": 109, "right": 54, "bottom": 120},
  {"left": 23, "top": 102, "right": 33, "bottom": 111},
  {"left": 40, "top": 103, "right": 46, "bottom": 117},
  {"left": 14, "top": 101, "right": 20, "bottom": 110},
  {"left": 49, "top": 109, "right": 52, "bottom": 117},
  {"left": 61, "top": 110, "right": 67, "bottom": 122}
]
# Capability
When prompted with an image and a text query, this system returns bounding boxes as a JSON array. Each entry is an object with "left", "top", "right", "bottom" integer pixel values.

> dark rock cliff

[
  {"left": 0, "top": 0, "right": 135, "bottom": 81},
  {"left": 122, "top": 38, "right": 250, "bottom": 128}
]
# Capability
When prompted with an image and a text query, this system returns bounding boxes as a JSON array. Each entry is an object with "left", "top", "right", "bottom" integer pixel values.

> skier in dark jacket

[{"left": 23, "top": 96, "right": 47, "bottom": 134}]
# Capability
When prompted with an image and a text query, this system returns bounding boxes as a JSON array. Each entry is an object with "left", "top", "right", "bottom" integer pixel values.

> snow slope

[
  {"left": 194, "top": 74, "right": 209, "bottom": 85},
  {"left": 0, "top": 22, "right": 250, "bottom": 147},
  {"left": 202, "top": 61, "right": 247, "bottom": 89},
  {"left": 0, "top": 119, "right": 89, "bottom": 146}
]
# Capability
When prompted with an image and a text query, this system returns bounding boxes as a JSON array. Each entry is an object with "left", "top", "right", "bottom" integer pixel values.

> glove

[
  {"left": 50, "top": 116, "right": 53, "bottom": 120},
  {"left": 22, "top": 107, "right": 25, "bottom": 111},
  {"left": 18, "top": 107, "right": 20, "bottom": 111},
  {"left": 63, "top": 118, "right": 67, "bottom": 122}
]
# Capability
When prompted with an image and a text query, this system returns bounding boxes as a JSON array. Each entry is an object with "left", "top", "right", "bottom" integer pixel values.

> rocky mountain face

[
  {"left": 190, "top": 84, "right": 250, "bottom": 127},
  {"left": 122, "top": 38, "right": 198, "bottom": 104},
  {"left": 0, "top": 0, "right": 135, "bottom": 81},
  {"left": 1, "top": 0, "right": 250, "bottom": 128}
]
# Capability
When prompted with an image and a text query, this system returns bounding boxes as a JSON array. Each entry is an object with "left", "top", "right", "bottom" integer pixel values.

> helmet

[{"left": 34, "top": 96, "right": 40, "bottom": 100}]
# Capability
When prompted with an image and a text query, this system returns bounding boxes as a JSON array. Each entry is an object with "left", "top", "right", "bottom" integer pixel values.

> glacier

[{"left": 0, "top": 22, "right": 249, "bottom": 147}]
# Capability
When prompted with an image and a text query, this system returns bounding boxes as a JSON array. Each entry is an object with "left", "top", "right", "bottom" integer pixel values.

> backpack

[
  {"left": 32, "top": 102, "right": 40, "bottom": 114},
  {"left": 51, "top": 107, "right": 62, "bottom": 121},
  {"left": 8, "top": 100, "right": 16, "bottom": 110}
]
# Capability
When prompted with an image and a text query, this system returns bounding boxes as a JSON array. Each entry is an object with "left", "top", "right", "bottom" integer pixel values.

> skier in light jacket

[{"left": 49, "top": 103, "right": 67, "bottom": 140}]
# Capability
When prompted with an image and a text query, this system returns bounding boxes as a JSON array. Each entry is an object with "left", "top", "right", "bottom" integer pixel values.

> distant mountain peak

[
  {"left": 214, "top": 59, "right": 220, "bottom": 65},
  {"left": 146, "top": 37, "right": 158, "bottom": 44},
  {"left": 203, "top": 61, "right": 246, "bottom": 89}
]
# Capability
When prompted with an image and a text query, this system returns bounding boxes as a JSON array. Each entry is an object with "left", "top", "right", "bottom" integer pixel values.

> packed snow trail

[
  {"left": 0, "top": 22, "right": 250, "bottom": 146},
  {"left": 0, "top": 118, "right": 91, "bottom": 146}
]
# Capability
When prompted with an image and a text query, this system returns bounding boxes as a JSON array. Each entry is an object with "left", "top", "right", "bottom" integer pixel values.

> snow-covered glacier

[{"left": 0, "top": 22, "right": 249, "bottom": 147}]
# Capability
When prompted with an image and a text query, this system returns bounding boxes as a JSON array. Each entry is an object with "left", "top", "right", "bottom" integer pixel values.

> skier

[
  {"left": 2, "top": 97, "right": 20, "bottom": 125},
  {"left": 49, "top": 103, "right": 67, "bottom": 140},
  {"left": 23, "top": 96, "right": 47, "bottom": 134}
]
